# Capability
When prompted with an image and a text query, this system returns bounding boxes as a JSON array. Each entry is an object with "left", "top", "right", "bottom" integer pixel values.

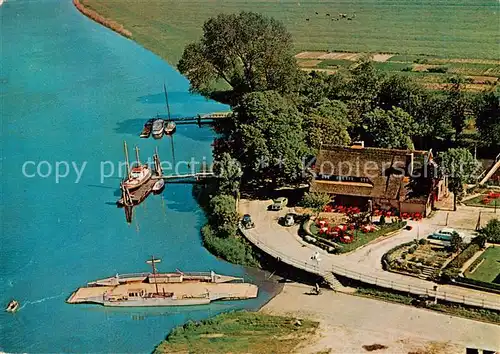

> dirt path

[{"left": 261, "top": 282, "right": 500, "bottom": 354}]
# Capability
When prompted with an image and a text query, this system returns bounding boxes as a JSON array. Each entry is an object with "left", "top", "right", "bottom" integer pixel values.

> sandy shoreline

[{"left": 261, "top": 282, "right": 500, "bottom": 354}]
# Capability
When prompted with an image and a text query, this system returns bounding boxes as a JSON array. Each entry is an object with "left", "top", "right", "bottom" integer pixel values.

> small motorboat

[
  {"left": 164, "top": 120, "right": 176, "bottom": 135},
  {"left": 152, "top": 119, "right": 164, "bottom": 139},
  {"left": 152, "top": 179, "right": 165, "bottom": 194},
  {"left": 140, "top": 119, "right": 154, "bottom": 138},
  {"left": 6, "top": 300, "right": 19, "bottom": 313}
]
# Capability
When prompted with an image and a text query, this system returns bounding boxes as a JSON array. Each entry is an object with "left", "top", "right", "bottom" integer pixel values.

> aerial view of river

[{"left": 0, "top": 0, "right": 276, "bottom": 352}]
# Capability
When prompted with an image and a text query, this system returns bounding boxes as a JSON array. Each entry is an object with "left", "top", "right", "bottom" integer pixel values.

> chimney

[{"left": 351, "top": 141, "right": 364, "bottom": 149}]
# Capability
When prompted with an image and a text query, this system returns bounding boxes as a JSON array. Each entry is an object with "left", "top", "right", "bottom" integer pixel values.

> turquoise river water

[{"left": 0, "top": 0, "right": 275, "bottom": 352}]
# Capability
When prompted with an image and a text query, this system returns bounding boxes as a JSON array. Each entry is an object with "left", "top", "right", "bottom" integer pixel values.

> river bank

[{"left": 73, "top": 0, "right": 131, "bottom": 38}]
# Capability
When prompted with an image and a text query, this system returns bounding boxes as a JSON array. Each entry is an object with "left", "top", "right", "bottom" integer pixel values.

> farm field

[
  {"left": 296, "top": 51, "right": 500, "bottom": 91},
  {"left": 465, "top": 247, "right": 500, "bottom": 284},
  {"left": 81, "top": 0, "right": 500, "bottom": 65}
]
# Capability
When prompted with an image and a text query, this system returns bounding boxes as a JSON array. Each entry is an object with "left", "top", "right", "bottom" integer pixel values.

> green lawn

[
  {"left": 465, "top": 247, "right": 500, "bottom": 284},
  {"left": 153, "top": 311, "right": 318, "bottom": 354},
  {"left": 81, "top": 0, "right": 500, "bottom": 65}
]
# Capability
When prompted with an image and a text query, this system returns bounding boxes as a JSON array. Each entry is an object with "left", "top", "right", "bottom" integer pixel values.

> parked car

[
  {"left": 270, "top": 197, "right": 288, "bottom": 211},
  {"left": 284, "top": 213, "right": 295, "bottom": 226},
  {"left": 429, "top": 228, "right": 458, "bottom": 241},
  {"left": 241, "top": 214, "right": 255, "bottom": 229}
]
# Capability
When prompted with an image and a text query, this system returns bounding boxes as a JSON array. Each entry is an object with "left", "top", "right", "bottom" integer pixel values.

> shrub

[
  {"left": 418, "top": 238, "right": 427, "bottom": 245},
  {"left": 379, "top": 215, "right": 386, "bottom": 225},
  {"left": 477, "top": 219, "right": 500, "bottom": 244},
  {"left": 201, "top": 224, "right": 259, "bottom": 267},
  {"left": 426, "top": 66, "right": 448, "bottom": 73},
  {"left": 441, "top": 267, "right": 460, "bottom": 281},
  {"left": 446, "top": 244, "right": 481, "bottom": 269},
  {"left": 408, "top": 246, "right": 416, "bottom": 254}
]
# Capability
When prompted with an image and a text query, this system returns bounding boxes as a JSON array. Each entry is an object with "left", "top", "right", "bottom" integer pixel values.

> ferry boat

[
  {"left": 164, "top": 120, "right": 176, "bottom": 135},
  {"left": 140, "top": 119, "right": 154, "bottom": 138},
  {"left": 152, "top": 119, "right": 164, "bottom": 139},
  {"left": 67, "top": 257, "right": 258, "bottom": 307}
]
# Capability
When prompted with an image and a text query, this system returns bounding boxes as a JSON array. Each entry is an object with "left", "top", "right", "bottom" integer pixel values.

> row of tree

[{"left": 180, "top": 12, "right": 497, "bottom": 193}]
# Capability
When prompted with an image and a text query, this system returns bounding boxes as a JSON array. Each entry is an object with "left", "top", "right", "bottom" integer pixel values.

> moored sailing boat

[{"left": 122, "top": 142, "right": 151, "bottom": 190}]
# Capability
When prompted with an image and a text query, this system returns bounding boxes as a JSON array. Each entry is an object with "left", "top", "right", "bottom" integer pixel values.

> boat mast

[
  {"left": 164, "top": 82, "right": 171, "bottom": 121},
  {"left": 154, "top": 147, "right": 163, "bottom": 177},
  {"left": 123, "top": 141, "right": 131, "bottom": 177},
  {"left": 147, "top": 256, "right": 161, "bottom": 295},
  {"left": 135, "top": 146, "right": 141, "bottom": 165}
]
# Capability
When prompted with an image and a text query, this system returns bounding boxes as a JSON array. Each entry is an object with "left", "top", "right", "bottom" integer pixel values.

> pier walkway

[{"left": 239, "top": 199, "right": 500, "bottom": 311}]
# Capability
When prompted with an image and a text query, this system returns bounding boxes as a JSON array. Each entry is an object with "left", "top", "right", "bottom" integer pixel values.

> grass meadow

[{"left": 81, "top": 0, "right": 500, "bottom": 65}]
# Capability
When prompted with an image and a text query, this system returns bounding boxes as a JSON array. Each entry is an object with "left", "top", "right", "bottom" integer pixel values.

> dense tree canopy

[
  {"left": 361, "top": 107, "right": 416, "bottom": 149},
  {"left": 213, "top": 152, "right": 243, "bottom": 197},
  {"left": 303, "top": 99, "right": 351, "bottom": 150},
  {"left": 232, "top": 91, "right": 310, "bottom": 187},
  {"left": 178, "top": 12, "right": 299, "bottom": 101},
  {"left": 475, "top": 90, "right": 500, "bottom": 149}
]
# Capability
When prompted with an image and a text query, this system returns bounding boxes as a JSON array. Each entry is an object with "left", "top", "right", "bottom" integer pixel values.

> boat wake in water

[{"left": 19, "top": 293, "right": 65, "bottom": 310}]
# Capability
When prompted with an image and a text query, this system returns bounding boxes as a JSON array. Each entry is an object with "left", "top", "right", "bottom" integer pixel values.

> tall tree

[
  {"left": 213, "top": 152, "right": 243, "bottom": 197},
  {"left": 361, "top": 107, "right": 416, "bottom": 149},
  {"left": 475, "top": 89, "right": 500, "bottom": 149},
  {"left": 178, "top": 12, "right": 299, "bottom": 101},
  {"left": 414, "top": 92, "right": 454, "bottom": 150},
  {"left": 303, "top": 99, "right": 351, "bottom": 150},
  {"left": 233, "top": 91, "right": 310, "bottom": 188},
  {"left": 378, "top": 74, "right": 424, "bottom": 116},
  {"left": 438, "top": 148, "right": 479, "bottom": 211},
  {"left": 446, "top": 77, "right": 470, "bottom": 141},
  {"left": 347, "top": 58, "right": 384, "bottom": 123}
]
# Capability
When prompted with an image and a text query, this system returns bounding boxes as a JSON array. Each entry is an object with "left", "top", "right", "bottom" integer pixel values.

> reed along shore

[{"left": 73, "top": 0, "right": 132, "bottom": 38}]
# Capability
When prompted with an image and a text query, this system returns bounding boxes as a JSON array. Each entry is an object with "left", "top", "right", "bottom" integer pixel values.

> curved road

[{"left": 239, "top": 199, "right": 500, "bottom": 311}]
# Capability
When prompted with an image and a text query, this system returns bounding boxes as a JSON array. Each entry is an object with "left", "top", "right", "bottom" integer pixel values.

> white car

[{"left": 284, "top": 213, "right": 295, "bottom": 227}]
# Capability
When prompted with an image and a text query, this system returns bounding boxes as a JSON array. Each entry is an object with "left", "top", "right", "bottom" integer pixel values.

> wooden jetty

[{"left": 138, "top": 112, "right": 232, "bottom": 138}]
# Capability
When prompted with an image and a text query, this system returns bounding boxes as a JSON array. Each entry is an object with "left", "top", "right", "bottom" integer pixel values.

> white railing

[{"left": 240, "top": 227, "right": 500, "bottom": 311}]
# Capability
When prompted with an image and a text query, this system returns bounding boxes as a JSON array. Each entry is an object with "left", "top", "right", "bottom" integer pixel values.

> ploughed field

[{"left": 81, "top": 0, "right": 499, "bottom": 65}]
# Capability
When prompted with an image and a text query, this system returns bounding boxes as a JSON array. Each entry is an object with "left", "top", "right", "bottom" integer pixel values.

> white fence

[{"left": 241, "top": 227, "right": 500, "bottom": 311}]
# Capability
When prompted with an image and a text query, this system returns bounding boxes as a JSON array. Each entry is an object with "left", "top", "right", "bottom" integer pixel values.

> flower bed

[
  {"left": 464, "top": 191, "right": 500, "bottom": 208},
  {"left": 309, "top": 218, "right": 406, "bottom": 253}
]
